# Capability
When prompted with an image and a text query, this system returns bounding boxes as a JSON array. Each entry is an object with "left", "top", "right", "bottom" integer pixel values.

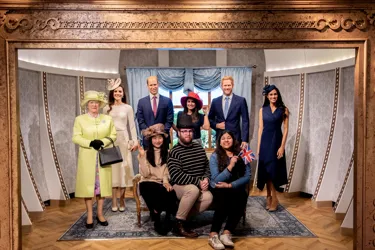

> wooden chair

[{"left": 132, "top": 174, "right": 149, "bottom": 227}]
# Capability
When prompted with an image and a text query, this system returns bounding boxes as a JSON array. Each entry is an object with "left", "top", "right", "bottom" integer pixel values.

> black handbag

[{"left": 98, "top": 137, "right": 123, "bottom": 167}]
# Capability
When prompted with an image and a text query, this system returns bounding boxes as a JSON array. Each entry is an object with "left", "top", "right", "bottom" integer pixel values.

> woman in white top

[{"left": 104, "top": 78, "right": 138, "bottom": 212}]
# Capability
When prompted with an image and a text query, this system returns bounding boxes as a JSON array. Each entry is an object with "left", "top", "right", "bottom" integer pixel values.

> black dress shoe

[
  {"left": 85, "top": 222, "right": 94, "bottom": 229},
  {"left": 96, "top": 217, "right": 109, "bottom": 226}
]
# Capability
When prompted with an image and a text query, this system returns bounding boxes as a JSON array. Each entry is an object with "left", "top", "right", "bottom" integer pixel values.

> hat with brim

[
  {"left": 142, "top": 123, "right": 168, "bottom": 139},
  {"left": 81, "top": 90, "right": 107, "bottom": 109},
  {"left": 177, "top": 113, "right": 195, "bottom": 129},
  {"left": 107, "top": 78, "right": 122, "bottom": 91},
  {"left": 180, "top": 92, "right": 203, "bottom": 110}
]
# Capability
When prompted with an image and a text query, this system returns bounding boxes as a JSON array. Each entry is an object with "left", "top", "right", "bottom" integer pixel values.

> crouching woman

[
  {"left": 208, "top": 130, "right": 251, "bottom": 250},
  {"left": 138, "top": 123, "right": 177, "bottom": 235}
]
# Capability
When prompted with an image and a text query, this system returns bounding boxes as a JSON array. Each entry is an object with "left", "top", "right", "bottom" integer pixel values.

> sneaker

[
  {"left": 208, "top": 235, "right": 225, "bottom": 250},
  {"left": 220, "top": 233, "right": 234, "bottom": 248}
]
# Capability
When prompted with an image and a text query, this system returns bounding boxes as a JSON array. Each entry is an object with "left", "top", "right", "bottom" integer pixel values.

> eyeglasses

[{"left": 180, "top": 130, "right": 193, "bottom": 134}]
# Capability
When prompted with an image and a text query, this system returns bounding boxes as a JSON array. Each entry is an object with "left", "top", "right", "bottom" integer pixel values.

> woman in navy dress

[{"left": 257, "top": 84, "right": 289, "bottom": 212}]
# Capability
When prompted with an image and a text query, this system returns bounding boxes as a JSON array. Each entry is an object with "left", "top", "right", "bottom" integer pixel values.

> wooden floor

[{"left": 22, "top": 189, "right": 353, "bottom": 250}]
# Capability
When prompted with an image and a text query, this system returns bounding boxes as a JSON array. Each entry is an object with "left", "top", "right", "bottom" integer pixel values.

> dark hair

[
  {"left": 215, "top": 130, "right": 246, "bottom": 177},
  {"left": 146, "top": 135, "right": 169, "bottom": 167},
  {"left": 183, "top": 97, "right": 199, "bottom": 123},
  {"left": 107, "top": 85, "right": 127, "bottom": 114},
  {"left": 262, "top": 86, "right": 288, "bottom": 119}
]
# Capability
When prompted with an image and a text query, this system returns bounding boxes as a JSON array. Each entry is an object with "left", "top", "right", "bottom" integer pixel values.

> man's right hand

[
  {"left": 216, "top": 122, "right": 225, "bottom": 130},
  {"left": 200, "top": 178, "right": 209, "bottom": 191}
]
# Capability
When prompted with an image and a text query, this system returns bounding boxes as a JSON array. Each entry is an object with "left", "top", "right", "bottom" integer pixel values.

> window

[{"left": 161, "top": 86, "right": 222, "bottom": 151}]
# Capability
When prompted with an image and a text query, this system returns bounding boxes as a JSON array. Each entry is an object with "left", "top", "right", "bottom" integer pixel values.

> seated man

[{"left": 168, "top": 115, "right": 213, "bottom": 238}]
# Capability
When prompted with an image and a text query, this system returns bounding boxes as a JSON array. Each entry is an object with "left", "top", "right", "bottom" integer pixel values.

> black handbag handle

[{"left": 100, "top": 137, "right": 115, "bottom": 149}]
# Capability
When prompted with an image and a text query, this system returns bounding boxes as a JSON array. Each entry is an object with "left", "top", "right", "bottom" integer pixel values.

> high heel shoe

[
  {"left": 266, "top": 196, "right": 272, "bottom": 210},
  {"left": 268, "top": 198, "right": 279, "bottom": 212},
  {"left": 96, "top": 216, "right": 109, "bottom": 226},
  {"left": 85, "top": 222, "right": 94, "bottom": 229}
]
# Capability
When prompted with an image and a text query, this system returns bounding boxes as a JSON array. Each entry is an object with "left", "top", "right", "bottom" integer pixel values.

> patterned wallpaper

[
  {"left": 18, "top": 69, "right": 50, "bottom": 201},
  {"left": 85, "top": 77, "right": 107, "bottom": 94},
  {"left": 301, "top": 70, "right": 336, "bottom": 194},
  {"left": 46, "top": 73, "right": 78, "bottom": 194},
  {"left": 169, "top": 50, "right": 216, "bottom": 67},
  {"left": 270, "top": 75, "right": 300, "bottom": 172},
  {"left": 334, "top": 66, "right": 354, "bottom": 201}
]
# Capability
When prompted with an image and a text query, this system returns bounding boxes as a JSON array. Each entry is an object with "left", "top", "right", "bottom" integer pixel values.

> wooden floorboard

[{"left": 22, "top": 189, "right": 353, "bottom": 250}]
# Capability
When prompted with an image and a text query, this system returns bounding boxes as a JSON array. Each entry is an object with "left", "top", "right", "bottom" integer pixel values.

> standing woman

[
  {"left": 208, "top": 130, "right": 250, "bottom": 250},
  {"left": 257, "top": 84, "right": 289, "bottom": 212},
  {"left": 138, "top": 123, "right": 177, "bottom": 235},
  {"left": 72, "top": 90, "right": 117, "bottom": 228},
  {"left": 173, "top": 92, "right": 210, "bottom": 145},
  {"left": 104, "top": 78, "right": 138, "bottom": 212}
]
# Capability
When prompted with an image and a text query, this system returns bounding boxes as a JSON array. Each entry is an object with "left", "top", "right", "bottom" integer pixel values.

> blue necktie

[{"left": 224, "top": 96, "right": 229, "bottom": 118}]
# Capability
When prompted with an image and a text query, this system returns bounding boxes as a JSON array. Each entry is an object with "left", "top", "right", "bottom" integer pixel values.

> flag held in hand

[{"left": 239, "top": 144, "right": 256, "bottom": 164}]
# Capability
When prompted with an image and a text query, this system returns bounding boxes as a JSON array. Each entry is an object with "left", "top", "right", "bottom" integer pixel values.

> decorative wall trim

[
  {"left": 79, "top": 76, "right": 85, "bottom": 115},
  {"left": 42, "top": 72, "right": 70, "bottom": 200},
  {"left": 312, "top": 68, "right": 340, "bottom": 200},
  {"left": 264, "top": 76, "right": 269, "bottom": 86},
  {"left": 1, "top": 16, "right": 369, "bottom": 33},
  {"left": 19, "top": 132, "right": 46, "bottom": 210},
  {"left": 21, "top": 197, "right": 28, "bottom": 213},
  {"left": 334, "top": 152, "right": 354, "bottom": 211},
  {"left": 285, "top": 73, "right": 304, "bottom": 193}
]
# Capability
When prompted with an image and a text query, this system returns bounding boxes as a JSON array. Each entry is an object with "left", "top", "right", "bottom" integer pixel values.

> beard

[{"left": 179, "top": 135, "right": 193, "bottom": 145}]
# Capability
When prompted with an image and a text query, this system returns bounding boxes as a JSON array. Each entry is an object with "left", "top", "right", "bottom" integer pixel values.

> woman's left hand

[
  {"left": 163, "top": 183, "right": 173, "bottom": 192},
  {"left": 202, "top": 105, "right": 210, "bottom": 115},
  {"left": 277, "top": 147, "right": 284, "bottom": 159},
  {"left": 216, "top": 182, "right": 231, "bottom": 188}
]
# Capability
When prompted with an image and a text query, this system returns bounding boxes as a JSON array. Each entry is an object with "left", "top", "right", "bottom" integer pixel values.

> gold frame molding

[{"left": 0, "top": 1, "right": 373, "bottom": 249}]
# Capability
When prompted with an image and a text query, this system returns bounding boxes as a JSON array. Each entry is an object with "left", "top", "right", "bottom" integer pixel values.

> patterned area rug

[{"left": 59, "top": 196, "right": 315, "bottom": 240}]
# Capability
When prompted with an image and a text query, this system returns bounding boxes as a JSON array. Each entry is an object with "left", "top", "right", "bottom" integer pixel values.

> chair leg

[{"left": 137, "top": 211, "right": 141, "bottom": 227}]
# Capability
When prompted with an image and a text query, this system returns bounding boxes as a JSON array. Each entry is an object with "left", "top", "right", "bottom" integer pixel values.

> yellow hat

[{"left": 80, "top": 90, "right": 107, "bottom": 108}]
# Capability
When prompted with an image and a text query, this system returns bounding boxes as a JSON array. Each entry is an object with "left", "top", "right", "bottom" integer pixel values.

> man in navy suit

[
  {"left": 136, "top": 76, "right": 174, "bottom": 148},
  {"left": 208, "top": 76, "right": 249, "bottom": 147}
]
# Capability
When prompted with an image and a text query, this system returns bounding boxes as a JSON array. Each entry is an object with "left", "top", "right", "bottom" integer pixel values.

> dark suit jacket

[
  {"left": 208, "top": 94, "right": 249, "bottom": 143},
  {"left": 136, "top": 94, "right": 174, "bottom": 148}
]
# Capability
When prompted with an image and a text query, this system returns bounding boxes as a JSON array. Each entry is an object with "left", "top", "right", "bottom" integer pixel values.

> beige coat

[{"left": 72, "top": 114, "right": 117, "bottom": 197}]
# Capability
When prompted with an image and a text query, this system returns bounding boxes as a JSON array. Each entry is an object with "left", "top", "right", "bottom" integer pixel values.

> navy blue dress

[{"left": 257, "top": 105, "right": 288, "bottom": 190}]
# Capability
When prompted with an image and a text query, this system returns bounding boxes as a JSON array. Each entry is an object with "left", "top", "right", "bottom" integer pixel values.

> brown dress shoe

[{"left": 174, "top": 220, "right": 199, "bottom": 238}]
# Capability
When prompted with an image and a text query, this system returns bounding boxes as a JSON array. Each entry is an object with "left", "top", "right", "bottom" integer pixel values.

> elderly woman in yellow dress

[{"left": 72, "top": 90, "right": 117, "bottom": 229}]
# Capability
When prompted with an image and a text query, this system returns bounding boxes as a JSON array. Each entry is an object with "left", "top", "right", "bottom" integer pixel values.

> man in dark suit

[
  {"left": 208, "top": 76, "right": 249, "bottom": 147},
  {"left": 136, "top": 76, "right": 174, "bottom": 148}
]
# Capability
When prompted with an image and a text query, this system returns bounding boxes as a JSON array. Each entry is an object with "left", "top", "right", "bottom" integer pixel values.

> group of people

[{"left": 72, "top": 75, "right": 289, "bottom": 249}]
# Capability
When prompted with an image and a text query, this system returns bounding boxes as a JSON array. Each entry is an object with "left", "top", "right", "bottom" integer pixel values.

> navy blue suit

[
  {"left": 208, "top": 94, "right": 249, "bottom": 143},
  {"left": 136, "top": 94, "right": 174, "bottom": 148}
]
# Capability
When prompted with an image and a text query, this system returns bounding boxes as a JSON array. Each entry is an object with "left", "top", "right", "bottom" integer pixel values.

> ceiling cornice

[{"left": 0, "top": 0, "right": 374, "bottom": 11}]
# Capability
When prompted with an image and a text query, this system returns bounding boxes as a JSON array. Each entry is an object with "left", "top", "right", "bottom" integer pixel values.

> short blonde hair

[
  {"left": 221, "top": 76, "right": 234, "bottom": 85},
  {"left": 147, "top": 76, "right": 158, "bottom": 85}
]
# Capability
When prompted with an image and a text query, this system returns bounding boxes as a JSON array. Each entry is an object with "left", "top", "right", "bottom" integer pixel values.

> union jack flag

[{"left": 239, "top": 144, "right": 256, "bottom": 164}]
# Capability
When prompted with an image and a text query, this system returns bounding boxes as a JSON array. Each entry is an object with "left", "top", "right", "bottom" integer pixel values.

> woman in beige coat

[{"left": 72, "top": 90, "right": 117, "bottom": 229}]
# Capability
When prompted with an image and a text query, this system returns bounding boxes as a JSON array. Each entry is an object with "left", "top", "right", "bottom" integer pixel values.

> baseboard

[
  {"left": 335, "top": 212, "right": 346, "bottom": 220},
  {"left": 29, "top": 211, "right": 43, "bottom": 221},
  {"left": 284, "top": 191, "right": 300, "bottom": 198},
  {"left": 340, "top": 227, "right": 353, "bottom": 236},
  {"left": 311, "top": 200, "right": 332, "bottom": 208},
  {"left": 49, "top": 199, "right": 71, "bottom": 207},
  {"left": 22, "top": 224, "right": 33, "bottom": 235}
]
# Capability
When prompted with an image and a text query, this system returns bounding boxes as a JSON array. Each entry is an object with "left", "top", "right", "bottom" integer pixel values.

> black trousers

[
  {"left": 139, "top": 181, "right": 178, "bottom": 217},
  {"left": 210, "top": 188, "right": 248, "bottom": 233}
]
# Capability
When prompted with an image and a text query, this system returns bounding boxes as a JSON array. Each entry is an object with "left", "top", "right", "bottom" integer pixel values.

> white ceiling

[{"left": 18, "top": 48, "right": 355, "bottom": 74}]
